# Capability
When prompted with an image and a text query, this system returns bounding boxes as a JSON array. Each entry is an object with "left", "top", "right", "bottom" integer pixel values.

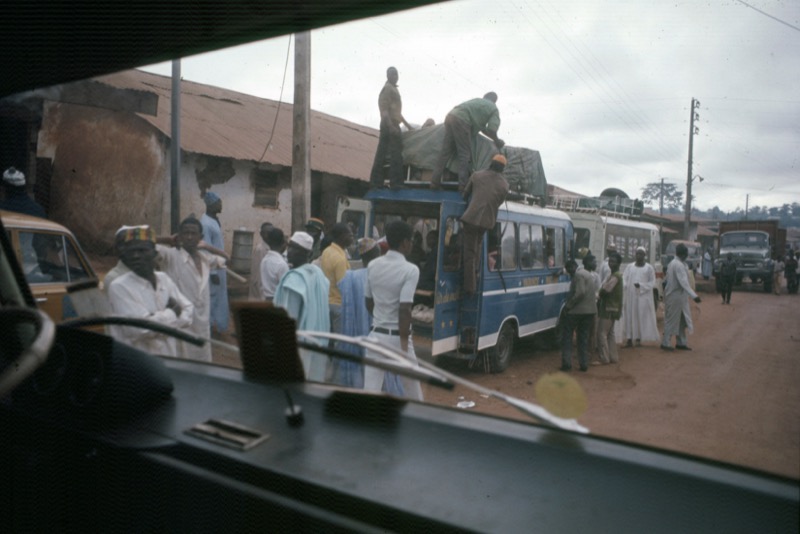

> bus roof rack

[{"left": 548, "top": 195, "right": 643, "bottom": 219}]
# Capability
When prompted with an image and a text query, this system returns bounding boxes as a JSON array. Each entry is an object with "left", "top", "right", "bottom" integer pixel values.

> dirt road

[{"left": 420, "top": 283, "right": 800, "bottom": 479}]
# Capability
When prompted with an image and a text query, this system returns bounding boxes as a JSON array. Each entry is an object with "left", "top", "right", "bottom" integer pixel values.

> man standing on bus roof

[
  {"left": 460, "top": 154, "right": 509, "bottom": 296},
  {"left": 369, "top": 66, "right": 414, "bottom": 190},
  {"left": 621, "top": 246, "right": 659, "bottom": 347},
  {"left": 431, "top": 92, "right": 505, "bottom": 192},
  {"left": 561, "top": 258, "right": 597, "bottom": 372}
]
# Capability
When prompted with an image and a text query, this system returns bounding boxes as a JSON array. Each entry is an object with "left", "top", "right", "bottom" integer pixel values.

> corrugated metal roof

[{"left": 92, "top": 69, "right": 378, "bottom": 181}]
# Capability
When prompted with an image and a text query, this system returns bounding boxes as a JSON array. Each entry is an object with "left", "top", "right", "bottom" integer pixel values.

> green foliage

[{"left": 640, "top": 182, "right": 683, "bottom": 211}]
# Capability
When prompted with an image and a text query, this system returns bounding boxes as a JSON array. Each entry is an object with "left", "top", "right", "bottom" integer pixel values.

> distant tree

[
  {"left": 709, "top": 206, "right": 723, "bottom": 220},
  {"left": 640, "top": 182, "right": 683, "bottom": 211}
]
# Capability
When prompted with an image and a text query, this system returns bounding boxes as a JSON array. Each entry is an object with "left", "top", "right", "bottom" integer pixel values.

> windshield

[
  {"left": 721, "top": 232, "right": 769, "bottom": 248},
  {"left": 2, "top": 0, "right": 797, "bottom": 483}
]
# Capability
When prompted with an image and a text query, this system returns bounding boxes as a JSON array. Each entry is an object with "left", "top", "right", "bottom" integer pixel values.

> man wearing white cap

[
  {"left": 103, "top": 225, "right": 137, "bottom": 292},
  {"left": 621, "top": 246, "right": 660, "bottom": 347},
  {"left": 273, "top": 231, "right": 331, "bottom": 382},
  {"left": 0, "top": 167, "right": 46, "bottom": 218}
]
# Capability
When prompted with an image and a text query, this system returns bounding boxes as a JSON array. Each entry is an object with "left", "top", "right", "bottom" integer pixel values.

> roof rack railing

[{"left": 547, "top": 195, "right": 644, "bottom": 219}]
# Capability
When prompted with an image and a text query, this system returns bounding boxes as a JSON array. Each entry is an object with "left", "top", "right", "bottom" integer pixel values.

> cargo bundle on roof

[{"left": 399, "top": 124, "right": 548, "bottom": 200}]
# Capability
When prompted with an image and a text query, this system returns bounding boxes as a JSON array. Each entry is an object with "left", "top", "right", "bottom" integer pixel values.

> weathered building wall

[
  {"left": 180, "top": 155, "right": 294, "bottom": 248},
  {"left": 37, "top": 99, "right": 368, "bottom": 257},
  {"left": 38, "top": 101, "right": 167, "bottom": 254}
]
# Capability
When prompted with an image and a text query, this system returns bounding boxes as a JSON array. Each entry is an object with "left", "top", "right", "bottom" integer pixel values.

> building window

[{"left": 253, "top": 170, "right": 279, "bottom": 208}]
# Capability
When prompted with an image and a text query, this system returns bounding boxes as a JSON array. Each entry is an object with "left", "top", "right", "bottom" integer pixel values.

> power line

[
  {"left": 733, "top": 0, "right": 800, "bottom": 33},
  {"left": 259, "top": 35, "right": 293, "bottom": 163}
]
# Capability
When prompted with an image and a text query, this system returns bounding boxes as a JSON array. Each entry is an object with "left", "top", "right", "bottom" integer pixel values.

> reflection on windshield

[{"left": 721, "top": 233, "right": 768, "bottom": 248}]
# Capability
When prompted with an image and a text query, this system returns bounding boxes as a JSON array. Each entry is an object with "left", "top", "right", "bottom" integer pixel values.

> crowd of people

[
  {"left": 560, "top": 242, "right": 703, "bottom": 372},
  {"left": 94, "top": 188, "right": 427, "bottom": 400},
  {"left": 561, "top": 240, "right": 800, "bottom": 372}
]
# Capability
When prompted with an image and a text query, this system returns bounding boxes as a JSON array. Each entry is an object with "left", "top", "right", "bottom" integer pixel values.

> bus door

[
  {"left": 336, "top": 195, "right": 372, "bottom": 264},
  {"left": 431, "top": 201, "right": 465, "bottom": 356}
]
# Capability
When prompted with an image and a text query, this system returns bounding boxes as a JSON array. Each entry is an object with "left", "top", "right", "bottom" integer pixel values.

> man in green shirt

[{"left": 431, "top": 92, "right": 505, "bottom": 192}]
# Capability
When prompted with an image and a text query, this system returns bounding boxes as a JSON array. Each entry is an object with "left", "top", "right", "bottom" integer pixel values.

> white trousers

[{"left": 364, "top": 331, "right": 424, "bottom": 401}]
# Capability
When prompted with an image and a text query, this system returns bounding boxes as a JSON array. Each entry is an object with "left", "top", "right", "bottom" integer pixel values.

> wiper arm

[
  {"left": 298, "top": 331, "right": 589, "bottom": 434},
  {"left": 296, "top": 331, "right": 453, "bottom": 390},
  {"left": 61, "top": 316, "right": 206, "bottom": 346}
]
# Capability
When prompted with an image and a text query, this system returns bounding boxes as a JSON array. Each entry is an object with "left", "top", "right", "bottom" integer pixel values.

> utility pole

[
  {"left": 170, "top": 59, "right": 181, "bottom": 234},
  {"left": 659, "top": 177, "right": 665, "bottom": 246},
  {"left": 292, "top": 32, "right": 311, "bottom": 233},
  {"left": 745, "top": 194, "right": 749, "bottom": 220},
  {"left": 683, "top": 98, "right": 700, "bottom": 240}
]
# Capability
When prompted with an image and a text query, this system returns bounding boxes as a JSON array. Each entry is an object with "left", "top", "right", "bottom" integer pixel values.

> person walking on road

[
  {"left": 259, "top": 227, "right": 288, "bottom": 301},
  {"left": 561, "top": 259, "right": 597, "bottom": 372},
  {"left": 661, "top": 243, "right": 701, "bottom": 351},
  {"left": 772, "top": 254, "right": 784, "bottom": 295},
  {"left": 622, "top": 246, "right": 660, "bottom": 347},
  {"left": 717, "top": 252, "right": 737, "bottom": 304}
]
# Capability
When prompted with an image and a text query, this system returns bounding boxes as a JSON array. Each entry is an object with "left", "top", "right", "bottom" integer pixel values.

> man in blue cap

[{"left": 200, "top": 191, "right": 229, "bottom": 338}]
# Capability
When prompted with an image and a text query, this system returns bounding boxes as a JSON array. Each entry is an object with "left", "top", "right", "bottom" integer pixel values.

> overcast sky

[{"left": 141, "top": 0, "right": 800, "bottom": 214}]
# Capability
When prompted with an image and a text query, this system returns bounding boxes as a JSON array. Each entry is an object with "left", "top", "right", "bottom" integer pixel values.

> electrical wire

[{"left": 258, "top": 35, "right": 293, "bottom": 163}]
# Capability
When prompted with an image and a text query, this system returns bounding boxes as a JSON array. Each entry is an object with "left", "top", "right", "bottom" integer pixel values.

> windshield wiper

[{"left": 298, "top": 330, "right": 589, "bottom": 434}]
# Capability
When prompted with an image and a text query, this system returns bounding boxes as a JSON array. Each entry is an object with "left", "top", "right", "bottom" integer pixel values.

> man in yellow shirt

[{"left": 319, "top": 222, "right": 354, "bottom": 335}]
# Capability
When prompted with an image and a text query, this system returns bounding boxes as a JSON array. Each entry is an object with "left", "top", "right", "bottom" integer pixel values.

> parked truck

[{"left": 713, "top": 219, "right": 786, "bottom": 292}]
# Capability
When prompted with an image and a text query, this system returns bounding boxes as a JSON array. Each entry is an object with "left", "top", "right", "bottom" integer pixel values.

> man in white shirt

[
  {"left": 259, "top": 227, "right": 288, "bottom": 300},
  {"left": 248, "top": 222, "right": 273, "bottom": 300},
  {"left": 108, "top": 226, "right": 194, "bottom": 357},
  {"left": 156, "top": 217, "right": 228, "bottom": 361},
  {"left": 364, "top": 220, "right": 423, "bottom": 400}
]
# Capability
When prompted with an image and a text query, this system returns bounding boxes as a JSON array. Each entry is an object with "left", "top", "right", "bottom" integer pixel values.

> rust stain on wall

[{"left": 45, "top": 104, "right": 167, "bottom": 254}]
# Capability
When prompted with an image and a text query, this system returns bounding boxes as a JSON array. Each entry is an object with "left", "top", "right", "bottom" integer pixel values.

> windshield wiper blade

[
  {"left": 298, "top": 331, "right": 589, "bottom": 434},
  {"left": 296, "top": 331, "right": 453, "bottom": 390}
]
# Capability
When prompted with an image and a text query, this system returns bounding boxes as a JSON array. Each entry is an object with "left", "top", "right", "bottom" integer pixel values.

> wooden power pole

[
  {"left": 683, "top": 98, "right": 699, "bottom": 241},
  {"left": 291, "top": 32, "right": 311, "bottom": 233}
]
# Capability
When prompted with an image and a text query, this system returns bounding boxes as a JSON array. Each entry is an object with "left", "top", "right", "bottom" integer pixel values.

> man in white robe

[
  {"left": 622, "top": 246, "right": 660, "bottom": 347},
  {"left": 108, "top": 226, "right": 194, "bottom": 357},
  {"left": 661, "top": 243, "right": 701, "bottom": 351},
  {"left": 157, "top": 216, "right": 228, "bottom": 361}
]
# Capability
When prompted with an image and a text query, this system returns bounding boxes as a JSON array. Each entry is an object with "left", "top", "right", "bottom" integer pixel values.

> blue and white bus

[{"left": 339, "top": 188, "right": 574, "bottom": 372}]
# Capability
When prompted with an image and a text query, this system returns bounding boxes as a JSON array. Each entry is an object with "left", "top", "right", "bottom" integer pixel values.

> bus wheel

[{"left": 488, "top": 323, "right": 516, "bottom": 373}]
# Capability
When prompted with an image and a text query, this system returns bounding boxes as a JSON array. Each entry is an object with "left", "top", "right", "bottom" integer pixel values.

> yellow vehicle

[{"left": 1, "top": 210, "right": 97, "bottom": 322}]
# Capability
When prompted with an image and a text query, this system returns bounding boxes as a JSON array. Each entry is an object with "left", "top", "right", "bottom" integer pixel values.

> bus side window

[
  {"left": 499, "top": 221, "right": 517, "bottom": 271},
  {"left": 442, "top": 217, "right": 462, "bottom": 272},
  {"left": 552, "top": 227, "right": 565, "bottom": 267},
  {"left": 487, "top": 226, "right": 499, "bottom": 272},
  {"left": 520, "top": 224, "right": 532, "bottom": 269}
]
